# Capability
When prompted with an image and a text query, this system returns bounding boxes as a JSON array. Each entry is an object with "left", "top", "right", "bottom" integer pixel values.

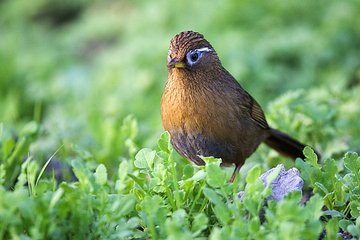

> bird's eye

[
  {"left": 186, "top": 50, "right": 202, "bottom": 65},
  {"left": 186, "top": 47, "right": 212, "bottom": 66},
  {"left": 190, "top": 52, "right": 199, "bottom": 62}
]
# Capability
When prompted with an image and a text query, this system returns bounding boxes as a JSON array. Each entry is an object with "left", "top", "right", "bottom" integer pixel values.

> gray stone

[
  {"left": 260, "top": 165, "right": 304, "bottom": 201},
  {"left": 238, "top": 164, "right": 304, "bottom": 202}
]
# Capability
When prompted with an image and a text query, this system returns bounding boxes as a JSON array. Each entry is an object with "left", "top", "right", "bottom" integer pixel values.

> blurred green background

[{"left": 1, "top": 0, "right": 360, "bottom": 176}]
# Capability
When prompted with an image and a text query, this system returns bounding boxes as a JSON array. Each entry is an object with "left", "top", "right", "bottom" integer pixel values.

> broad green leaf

[
  {"left": 325, "top": 218, "right": 339, "bottom": 240},
  {"left": 201, "top": 156, "right": 222, "bottom": 166},
  {"left": 339, "top": 219, "right": 353, "bottom": 231},
  {"left": 350, "top": 200, "right": 360, "bottom": 218},
  {"left": 243, "top": 196, "right": 261, "bottom": 217},
  {"left": 296, "top": 158, "right": 312, "bottom": 183},
  {"left": 347, "top": 224, "right": 359, "bottom": 237},
  {"left": 323, "top": 210, "right": 345, "bottom": 218},
  {"left": 172, "top": 208, "right": 187, "bottom": 227},
  {"left": 248, "top": 217, "right": 260, "bottom": 233},
  {"left": 344, "top": 152, "right": 360, "bottom": 174},
  {"left": 206, "top": 163, "right": 226, "bottom": 188},
  {"left": 192, "top": 213, "right": 208, "bottom": 236},
  {"left": 20, "top": 121, "right": 39, "bottom": 136},
  {"left": 157, "top": 131, "right": 172, "bottom": 153},
  {"left": 323, "top": 158, "right": 338, "bottom": 180},
  {"left": 14, "top": 156, "right": 31, "bottom": 191},
  {"left": 2, "top": 138, "right": 15, "bottom": 159},
  {"left": 134, "top": 148, "right": 156, "bottom": 169},
  {"left": 71, "top": 159, "right": 95, "bottom": 191},
  {"left": 118, "top": 161, "right": 128, "bottom": 182},
  {"left": 213, "top": 204, "right": 231, "bottom": 225},
  {"left": 303, "top": 194, "right": 324, "bottom": 219},
  {"left": 203, "top": 187, "right": 222, "bottom": 205},
  {"left": 303, "top": 146, "right": 320, "bottom": 168},
  {"left": 117, "top": 195, "right": 136, "bottom": 216},
  {"left": 95, "top": 164, "right": 107, "bottom": 185},
  {"left": 209, "top": 227, "right": 225, "bottom": 240},
  {"left": 246, "top": 165, "right": 261, "bottom": 184},
  {"left": 314, "top": 182, "right": 329, "bottom": 194},
  {"left": 182, "top": 165, "right": 194, "bottom": 180},
  {"left": 188, "top": 169, "right": 207, "bottom": 181}
]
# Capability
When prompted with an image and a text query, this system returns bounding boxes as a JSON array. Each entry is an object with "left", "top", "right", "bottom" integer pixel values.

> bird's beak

[{"left": 167, "top": 57, "right": 185, "bottom": 69}]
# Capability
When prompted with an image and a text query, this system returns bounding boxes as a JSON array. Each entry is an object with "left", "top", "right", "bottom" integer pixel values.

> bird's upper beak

[{"left": 167, "top": 57, "right": 185, "bottom": 69}]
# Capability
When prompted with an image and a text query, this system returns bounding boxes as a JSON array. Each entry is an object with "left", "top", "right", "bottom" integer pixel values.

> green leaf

[
  {"left": 2, "top": 138, "right": 15, "bottom": 159},
  {"left": 243, "top": 195, "right": 261, "bottom": 217},
  {"left": 201, "top": 156, "right": 222, "bottom": 166},
  {"left": 49, "top": 188, "right": 64, "bottom": 210},
  {"left": 213, "top": 204, "right": 231, "bottom": 225},
  {"left": 323, "top": 158, "right": 338, "bottom": 179},
  {"left": 117, "top": 195, "right": 136, "bottom": 216},
  {"left": 172, "top": 208, "right": 188, "bottom": 227},
  {"left": 248, "top": 217, "right": 260, "bottom": 233},
  {"left": 121, "top": 115, "right": 138, "bottom": 140},
  {"left": 157, "top": 131, "right": 172, "bottom": 153},
  {"left": 0, "top": 164, "right": 5, "bottom": 186},
  {"left": 206, "top": 163, "right": 226, "bottom": 188},
  {"left": 325, "top": 218, "right": 339, "bottom": 240},
  {"left": 344, "top": 152, "right": 360, "bottom": 174},
  {"left": 188, "top": 170, "right": 207, "bottom": 181},
  {"left": 264, "top": 164, "right": 282, "bottom": 187},
  {"left": 323, "top": 210, "right": 345, "bottom": 218},
  {"left": 350, "top": 200, "right": 360, "bottom": 218},
  {"left": 134, "top": 148, "right": 156, "bottom": 169},
  {"left": 182, "top": 165, "right": 194, "bottom": 180},
  {"left": 303, "top": 194, "right": 324, "bottom": 219},
  {"left": 118, "top": 161, "right": 128, "bottom": 182},
  {"left": 71, "top": 159, "right": 96, "bottom": 191},
  {"left": 246, "top": 165, "right": 261, "bottom": 184},
  {"left": 347, "top": 224, "right": 359, "bottom": 237},
  {"left": 27, "top": 160, "right": 39, "bottom": 195},
  {"left": 314, "top": 182, "right": 329, "bottom": 194},
  {"left": 15, "top": 156, "right": 31, "bottom": 191},
  {"left": 94, "top": 164, "right": 107, "bottom": 185},
  {"left": 303, "top": 146, "right": 320, "bottom": 168},
  {"left": 191, "top": 213, "right": 208, "bottom": 236},
  {"left": 20, "top": 121, "right": 39, "bottom": 136},
  {"left": 209, "top": 227, "right": 225, "bottom": 240},
  {"left": 339, "top": 219, "right": 353, "bottom": 231},
  {"left": 296, "top": 158, "right": 312, "bottom": 183},
  {"left": 203, "top": 187, "right": 222, "bottom": 205}
]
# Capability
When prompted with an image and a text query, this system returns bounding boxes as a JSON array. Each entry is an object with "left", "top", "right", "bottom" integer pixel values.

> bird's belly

[{"left": 169, "top": 130, "right": 236, "bottom": 166}]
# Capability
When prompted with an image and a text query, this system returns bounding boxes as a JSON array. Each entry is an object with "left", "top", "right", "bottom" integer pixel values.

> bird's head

[{"left": 167, "top": 31, "right": 221, "bottom": 75}]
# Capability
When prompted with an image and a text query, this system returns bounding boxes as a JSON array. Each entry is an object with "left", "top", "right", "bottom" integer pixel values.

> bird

[{"left": 161, "top": 31, "right": 314, "bottom": 183}]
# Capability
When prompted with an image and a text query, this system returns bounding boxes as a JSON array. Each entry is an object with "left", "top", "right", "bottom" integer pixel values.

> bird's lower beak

[{"left": 167, "top": 57, "right": 185, "bottom": 68}]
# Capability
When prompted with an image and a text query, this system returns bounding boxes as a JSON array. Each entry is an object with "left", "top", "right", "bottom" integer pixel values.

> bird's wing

[
  {"left": 225, "top": 75, "right": 270, "bottom": 130},
  {"left": 235, "top": 85, "right": 269, "bottom": 129},
  {"left": 249, "top": 97, "right": 269, "bottom": 129}
]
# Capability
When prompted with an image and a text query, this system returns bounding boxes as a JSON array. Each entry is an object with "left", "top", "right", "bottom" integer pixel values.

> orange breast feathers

[{"left": 161, "top": 78, "right": 237, "bottom": 139}]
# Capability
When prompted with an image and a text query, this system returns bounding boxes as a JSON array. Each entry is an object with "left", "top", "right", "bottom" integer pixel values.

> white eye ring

[{"left": 186, "top": 47, "right": 212, "bottom": 66}]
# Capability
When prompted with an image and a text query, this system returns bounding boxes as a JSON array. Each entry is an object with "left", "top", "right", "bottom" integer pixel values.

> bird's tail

[{"left": 264, "top": 128, "right": 309, "bottom": 160}]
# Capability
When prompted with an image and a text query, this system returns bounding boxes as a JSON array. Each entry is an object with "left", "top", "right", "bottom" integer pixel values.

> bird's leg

[{"left": 229, "top": 164, "right": 241, "bottom": 183}]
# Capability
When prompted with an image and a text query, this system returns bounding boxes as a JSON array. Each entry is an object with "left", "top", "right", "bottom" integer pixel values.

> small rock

[
  {"left": 238, "top": 164, "right": 304, "bottom": 202},
  {"left": 260, "top": 165, "right": 304, "bottom": 201}
]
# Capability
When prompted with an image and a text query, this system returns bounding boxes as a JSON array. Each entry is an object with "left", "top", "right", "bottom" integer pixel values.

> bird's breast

[
  {"left": 161, "top": 78, "right": 226, "bottom": 134},
  {"left": 161, "top": 78, "right": 242, "bottom": 163}
]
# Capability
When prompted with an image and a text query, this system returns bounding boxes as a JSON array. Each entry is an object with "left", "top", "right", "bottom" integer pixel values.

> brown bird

[{"left": 161, "top": 31, "right": 311, "bottom": 182}]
